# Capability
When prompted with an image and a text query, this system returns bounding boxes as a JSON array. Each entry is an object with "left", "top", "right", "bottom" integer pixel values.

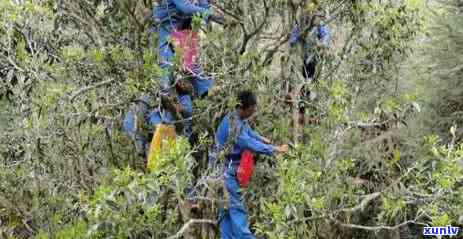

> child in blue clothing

[{"left": 288, "top": 11, "right": 331, "bottom": 125}]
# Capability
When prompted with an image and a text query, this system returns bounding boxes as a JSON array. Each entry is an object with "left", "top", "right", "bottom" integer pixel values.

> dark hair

[
  {"left": 237, "top": 90, "right": 257, "bottom": 110},
  {"left": 178, "top": 18, "right": 192, "bottom": 30}
]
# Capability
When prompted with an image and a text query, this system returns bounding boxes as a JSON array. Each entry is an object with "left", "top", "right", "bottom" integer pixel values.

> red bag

[{"left": 237, "top": 150, "right": 255, "bottom": 187}]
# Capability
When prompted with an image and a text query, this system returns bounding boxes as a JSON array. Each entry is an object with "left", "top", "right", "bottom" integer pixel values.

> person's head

[
  {"left": 179, "top": 18, "right": 193, "bottom": 30},
  {"left": 175, "top": 79, "right": 193, "bottom": 96},
  {"left": 160, "top": 94, "right": 179, "bottom": 115},
  {"left": 236, "top": 90, "right": 257, "bottom": 119}
]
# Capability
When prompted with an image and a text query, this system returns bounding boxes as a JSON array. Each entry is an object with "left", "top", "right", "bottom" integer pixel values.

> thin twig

[
  {"left": 166, "top": 219, "right": 217, "bottom": 239},
  {"left": 330, "top": 218, "right": 428, "bottom": 231},
  {"left": 70, "top": 78, "right": 115, "bottom": 102}
]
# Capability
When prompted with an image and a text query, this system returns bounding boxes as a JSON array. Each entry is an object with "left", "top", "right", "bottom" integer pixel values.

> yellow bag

[{"left": 147, "top": 124, "right": 176, "bottom": 172}]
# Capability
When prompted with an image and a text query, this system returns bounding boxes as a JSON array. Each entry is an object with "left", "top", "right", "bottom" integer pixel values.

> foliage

[{"left": 415, "top": 0, "right": 463, "bottom": 139}]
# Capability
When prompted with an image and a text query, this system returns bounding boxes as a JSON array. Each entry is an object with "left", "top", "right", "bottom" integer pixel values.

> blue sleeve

[
  {"left": 319, "top": 25, "right": 331, "bottom": 47},
  {"left": 172, "top": 0, "right": 208, "bottom": 15},
  {"left": 236, "top": 128, "right": 276, "bottom": 156},
  {"left": 247, "top": 127, "right": 263, "bottom": 141},
  {"left": 289, "top": 24, "right": 301, "bottom": 47},
  {"left": 198, "top": 0, "right": 210, "bottom": 8}
]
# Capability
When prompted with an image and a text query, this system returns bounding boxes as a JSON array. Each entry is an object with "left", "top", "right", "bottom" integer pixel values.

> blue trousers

[{"left": 220, "top": 166, "right": 256, "bottom": 239}]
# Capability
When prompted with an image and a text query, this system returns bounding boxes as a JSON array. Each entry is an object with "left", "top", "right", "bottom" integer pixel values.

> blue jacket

[
  {"left": 216, "top": 112, "right": 276, "bottom": 166},
  {"left": 148, "top": 108, "right": 177, "bottom": 126},
  {"left": 154, "top": 0, "right": 210, "bottom": 26},
  {"left": 147, "top": 94, "right": 193, "bottom": 137},
  {"left": 147, "top": 95, "right": 193, "bottom": 125},
  {"left": 289, "top": 24, "right": 331, "bottom": 48}
]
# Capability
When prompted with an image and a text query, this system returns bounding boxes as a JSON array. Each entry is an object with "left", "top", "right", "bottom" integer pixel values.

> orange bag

[
  {"left": 147, "top": 124, "right": 176, "bottom": 172},
  {"left": 237, "top": 150, "right": 255, "bottom": 187}
]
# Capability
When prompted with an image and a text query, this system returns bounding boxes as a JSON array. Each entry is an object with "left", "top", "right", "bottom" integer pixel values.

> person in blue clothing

[
  {"left": 123, "top": 0, "right": 216, "bottom": 155},
  {"left": 289, "top": 12, "right": 331, "bottom": 82},
  {"left": 153, "top": 0, "right": 214, "bottom": 96},
  {"left": 217, "top": 90, "right": 289, "bottom": 239},
  {"left": 153, "top": 0, "right": 214, "bottom": 129},
  {"left": 123, "top": 94, "right": 182, "bottom": 156},
  {"left": 288, "top": 11, "right": 331, "bottom": 124}
]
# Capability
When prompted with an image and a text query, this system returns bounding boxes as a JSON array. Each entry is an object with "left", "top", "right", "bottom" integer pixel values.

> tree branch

[
  {"left": 239, "top": 0, "right": 269, "bottom": 55},
  {"left": 340, "top": 192, "right": 381, "bottom": 213},
  {"left": 70, "top": 78, "right": 115, "bottom": 102},
  {"left": 330, "top": 218, "right": 428, "bottom": 231},
  {"left": 166, "top": 219, "right": 217, "bottom": 239}
]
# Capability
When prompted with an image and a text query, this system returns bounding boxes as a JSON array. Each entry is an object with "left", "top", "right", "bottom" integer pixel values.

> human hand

[
  {"left": 275, "top": 144, "right": 289, "bottom": 153},
  {"left": 175, "top": 103, "right": 183, "bottom": 114},
  {"left": 208, "top": 86, "right": 220, "bottom": 96},
  {"left": 316, "top": 41, "right": 329, "bottom": 52},
  {"left": 261, "top": 136, "right": 272, "bottom": 144},
  {"left": 209, "top": 14, "right": 225, "bottom": 25},
  {"left": 202, "top": 9, "right": 213, "bottom": 20},
  {"left": 224, "top": 17, "right": 239, "bottom": 28}
]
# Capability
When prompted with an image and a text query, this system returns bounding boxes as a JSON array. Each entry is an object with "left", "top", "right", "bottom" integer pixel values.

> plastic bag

[
  {"left": 147, "top": 124, "right": 176, "bottom": 172},
  {"left": 237, "top": 150, "right": 255, "bottom": 187}
]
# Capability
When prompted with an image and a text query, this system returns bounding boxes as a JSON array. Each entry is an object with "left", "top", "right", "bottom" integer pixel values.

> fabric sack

[{"left": 237, "top": 150, "right": 255, "bottom": 187}]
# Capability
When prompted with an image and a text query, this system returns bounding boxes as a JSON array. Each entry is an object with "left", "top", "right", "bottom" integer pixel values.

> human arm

[
  {"left": 197, "top": 0, "right": 215, "bottom": 23},
  {"left": 289, "top": 24, "right": 301, "bottom": 47},
  {"left": 236, "top": 130, "right": 289, "bottom": 157},
  {"left": 172, "top": 0, "right": 209, "bottom": 15},
  {"left": 318, "top": 25, "right": 331, "bottom": 48},
  {"left": 248, "top": 127, "right": 272, "bottom": 144},
  {"left": 236, "top": 129, "right": 276, "bottom": 156},
  {"left": 197, "top": 0, "right": 210, "bottom": 9}
]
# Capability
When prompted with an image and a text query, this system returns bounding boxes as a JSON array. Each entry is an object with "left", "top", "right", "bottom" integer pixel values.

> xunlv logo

[{"left": 423, "top": 226, "right": 460, "bottom": 236}]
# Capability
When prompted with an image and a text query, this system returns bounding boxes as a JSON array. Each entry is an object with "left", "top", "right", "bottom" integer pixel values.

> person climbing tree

[
  {"left": 122, "top": 0, "right": 216, "bottom": 156},
  {"left": 154, "top": 0, "right": 214, "bottom": 97},
  {"left": 122, "top": 93, "right": 182, "bottom": 159},
  {"left": 152, "top": 0, "right": 216, "bottom": 140},
  {"left": 288, "top": 10, "right": 331, "bottom": 125},
  {"left": 145, "top": 95, "right": 183, "bottom": 171},
  {"left": 217, "top": 90, "right": 288, "bottom": 239}
]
